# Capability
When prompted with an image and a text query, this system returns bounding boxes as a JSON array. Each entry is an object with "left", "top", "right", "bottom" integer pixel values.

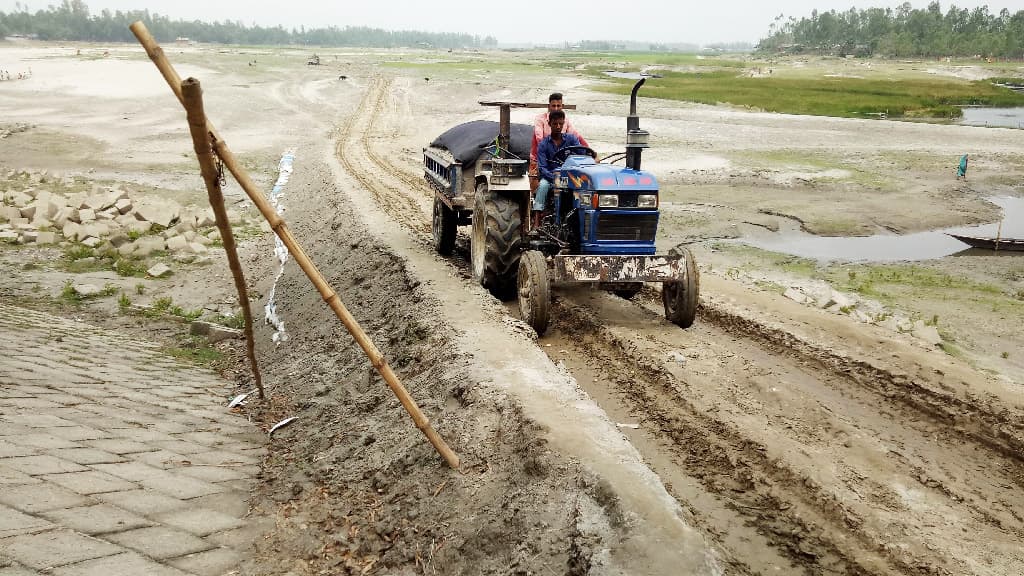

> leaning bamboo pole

[
  {"left": 181, "top": 78, "right": 264, "bottom": 400},
  {"left": 130, "top": 22, "right": 460, "bottom": 469}
]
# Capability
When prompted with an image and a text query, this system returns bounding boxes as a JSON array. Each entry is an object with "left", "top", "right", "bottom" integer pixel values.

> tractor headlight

[
  {"left": 598, "top": 194, "right": 618, "bottom": 208},
  {"left": 638, "top": 194, "right": 658, "bottom": 208}
]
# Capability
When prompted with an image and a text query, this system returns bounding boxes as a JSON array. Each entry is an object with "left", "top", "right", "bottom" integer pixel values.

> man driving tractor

[{"left": 533, "top": 109, "right": 597, "bottom": 228}]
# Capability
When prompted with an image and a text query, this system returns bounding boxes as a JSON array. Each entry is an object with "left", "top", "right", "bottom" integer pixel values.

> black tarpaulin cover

[{"left": 430, "top": 120, "right": 533, "bottom": 165}]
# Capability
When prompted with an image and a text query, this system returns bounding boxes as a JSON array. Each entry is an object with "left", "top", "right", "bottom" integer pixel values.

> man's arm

[
  {"left": 531, "top": 114, "right": 546, "bottom": 164},
  {"left": 537, "top": 139, "right": 556, "bottom": 182}
]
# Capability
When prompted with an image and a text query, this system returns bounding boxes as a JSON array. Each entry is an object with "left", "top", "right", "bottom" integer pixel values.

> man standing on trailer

[{"left": 530, "top": 92, "right": 590, "bottom": 187}]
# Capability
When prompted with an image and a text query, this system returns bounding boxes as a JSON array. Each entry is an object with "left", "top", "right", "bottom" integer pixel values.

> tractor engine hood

[{"left": 556, "top": 156, "right": 659, "bottom": 191}]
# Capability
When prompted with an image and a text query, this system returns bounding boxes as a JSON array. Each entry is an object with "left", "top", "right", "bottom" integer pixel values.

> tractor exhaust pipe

[{"left": 625, "top": 78, "right": 649, "bottom": 170}]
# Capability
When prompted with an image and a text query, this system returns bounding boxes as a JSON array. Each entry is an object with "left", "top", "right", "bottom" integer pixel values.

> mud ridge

[
  {"left": 697, "top": 298, "right": 1024, "bottom": 465},
  {"left": 553, "top": 300, "right": 918, "bottom": 576},
  {"left": 242, "top": 155, "right": 627, "bottom": 575}
]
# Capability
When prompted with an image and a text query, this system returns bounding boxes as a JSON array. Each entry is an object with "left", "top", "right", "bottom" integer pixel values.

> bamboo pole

[
  {"left": 130, "top": 21, "right": 460, "bottom": 469},
  {"left": 181, "top": 78, "right": 264, "bottom": 400}
]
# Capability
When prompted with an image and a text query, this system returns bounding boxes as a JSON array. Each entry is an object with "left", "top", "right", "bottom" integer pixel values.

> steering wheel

[{"left": 552, "top": 145, "right": 597, "bottom": 165}]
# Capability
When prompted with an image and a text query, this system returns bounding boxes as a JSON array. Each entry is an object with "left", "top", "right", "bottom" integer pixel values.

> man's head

[
  {"left": 547, "top": 92, "right": 564, "bottom": 113},
  {"left": 548, "top": 110, "right": 566, "bottom": 135}
]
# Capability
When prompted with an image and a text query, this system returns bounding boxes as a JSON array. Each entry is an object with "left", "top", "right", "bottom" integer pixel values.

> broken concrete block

[
  {"left": 133, "top": 236, "right": 166, "bottom": 256},
  {"left": 183, "top": 231, "right": 197, "bottom": 242},
  {"left": 852, "top": 310, "right": 873, "bottom": 323},
  {"left": 72, "top": 283, "right": 103, "bottom": 297},
  {"left": 35, "top": 231, "right": 57, "bottom": 244},
  {"left": 190, "top": 320, "right": 242, "bottom": 343},
  {"left": 877, "top": 316, "right": 900, "bottom": 332},
  {"left": 108, "top": 233, "right": 130, "bottom": 248},
  {"left": 194, "top": 235, "right": 213, "bottom": 246},
  {"left": 117, "top": 243, "right": 137, "bottom": 257},
  {"left": 79, "top": 208, "right": 96, "bottom": 222},
  {"left": 912, "top": 325, "right": 942, "bottom": 347},
  {"left": 8, "top": 191, "right": 32, "bottom": 207},
  {"left": 147, "top": 263, "right": 172, "bottom": 278},
  {"left": 187, "top": 242, "right": 208, "bottom": 254},
  {"left": 19, "top": 204, "right": 37, "bottom": 220},
  {"left": 166, "top": 235, "right": 189, "bottom": 251},
  {"left": 783, "top": 287, "right": 811, "bottom": 305},
  {"left": 81, "top": 236, "right": 102, "bottom": 248},
  {"left": 197, "top": 210, "right": 217, "bottom": 227},
  {"left": 62, "top": 221, "right": 82, "bottom": 240},
  {"left": 134, "top": 200, "right": 181, "bottom": 228},
  {"left": 124, "top": 220, "right": 152, "bottom": 235},
  {"left": 96, "top": 208, "right": 118, "bottom": 220},
  {"left": 115, "top": 198, "right": 133, "bottom": 214},
  {"left": 22, "top": 230, "right": 38, "bottom": 242},
  {"left": 824, "top": 290, "right": 854, "bottom": 310},
  {"left": 80, "top": 222, "right": 109, "bottom": 239},
  {"left": 0, "top": 230, "right": 19, "bottom": 242},
  {"left": 1, "top": 206, "right": 21, "bottom": 222},
  {"left": 53, "top": 207, "right": 74, "bottom": 227}
]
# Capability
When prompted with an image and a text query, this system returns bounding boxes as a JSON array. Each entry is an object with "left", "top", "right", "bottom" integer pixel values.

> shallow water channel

[
  {"left": 738, "top": 196, "right": 1024, "bottom": 262},
  {"left": 960, "top": 107, "right": 1024, "bottom": 129}
]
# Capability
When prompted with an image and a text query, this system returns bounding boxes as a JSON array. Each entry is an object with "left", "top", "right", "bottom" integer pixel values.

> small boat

[{"left": 947, "top": 233, "right": 1024, "bottom": 251}]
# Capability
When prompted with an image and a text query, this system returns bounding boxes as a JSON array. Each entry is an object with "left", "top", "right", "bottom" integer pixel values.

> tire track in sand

[
  {"left": 335, "top": 77, "right": 432, "bottom": 237},
  {"left": 540, "top": 290, "right": 1024, "bottom": 576}
]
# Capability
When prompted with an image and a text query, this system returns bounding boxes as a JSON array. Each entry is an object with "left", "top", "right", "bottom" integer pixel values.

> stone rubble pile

[
  {"left": 734, "top": 268, "right": 946, "bottom": 349},
  {"left": 0, "top": 170, "right": 246, "bottom": 258}
]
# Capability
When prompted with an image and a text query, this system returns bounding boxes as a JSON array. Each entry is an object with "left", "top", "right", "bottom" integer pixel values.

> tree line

[
  {"left": 758, "top": 1, "right": 1024, "bottom": 58},
  {"left": 0, "top": 1, "right": 497, "bottom": 49}
]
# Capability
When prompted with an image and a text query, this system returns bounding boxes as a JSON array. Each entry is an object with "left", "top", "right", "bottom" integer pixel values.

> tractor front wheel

[
  {"left": 663, "top": 247, "right": 699, "bottom": 328},
  {"left": 518, "top": 250, "right": 550, "bottom": 335}
]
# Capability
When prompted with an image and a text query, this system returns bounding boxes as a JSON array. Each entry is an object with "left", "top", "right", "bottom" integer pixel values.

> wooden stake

[
  {"left": 181, "top": 78, "right": 265, "bottom": 400},
  {"left": 130, "top": 21, "right": 460, "bottom": 469}
]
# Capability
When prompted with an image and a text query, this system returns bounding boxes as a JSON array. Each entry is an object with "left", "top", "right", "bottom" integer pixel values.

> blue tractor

[{"left": 424, "top": 79, "right": 698, "bottom": 335}]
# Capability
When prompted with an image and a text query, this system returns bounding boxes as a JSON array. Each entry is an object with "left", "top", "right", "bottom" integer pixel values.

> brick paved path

[{"left": 0, "top": 304, "right": 267, "bottom": 576}]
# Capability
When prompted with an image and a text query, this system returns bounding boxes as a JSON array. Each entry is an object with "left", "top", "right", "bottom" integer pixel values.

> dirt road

[
  {"left": 2, "top": 43, "right": 1022, "bottom": 575},
  {"left": 326, "top": 66, "right": 1024, "bottom": 575}
]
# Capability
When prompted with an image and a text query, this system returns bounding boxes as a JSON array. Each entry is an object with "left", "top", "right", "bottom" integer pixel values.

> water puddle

[
  {"left": 738, "top": 196, "right": 1024, "bottom": 262},
  {"left": 960, "top": 107, "right": 1024, "bottom": 129},
  {"left": 603, "top": 71, "right": 659, "bottom": 80}
]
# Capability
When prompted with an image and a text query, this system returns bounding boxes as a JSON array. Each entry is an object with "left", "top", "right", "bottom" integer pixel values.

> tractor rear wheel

[
  {"left": 663, "top": 247, "right": 699, "bottom": 328},
  {"left": 470, "top": 182, "right": 522, "bottom": 299},
  {"left": 432, "top": 197, "right": 456, "bottom": 255},
  {"left": 518, "top": 250, "right": 550, "bottom": 335}
]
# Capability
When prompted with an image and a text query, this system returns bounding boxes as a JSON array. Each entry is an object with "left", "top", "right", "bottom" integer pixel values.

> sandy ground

[{"left": 2, "top": 41, "right": 1023, "bottom": 575}]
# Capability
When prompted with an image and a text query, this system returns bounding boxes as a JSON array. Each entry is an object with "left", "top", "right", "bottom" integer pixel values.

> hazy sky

[{"left": 4, "top": 1, "right": 1024, "bottom": 45}]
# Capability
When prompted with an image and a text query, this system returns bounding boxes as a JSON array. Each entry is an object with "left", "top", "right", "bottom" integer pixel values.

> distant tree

[
  {"left": 0, "top": 1, "right": 485, "bottom": 48},
  {"left": 757, "top": 1, "right": 1024, "bottom": 58}
]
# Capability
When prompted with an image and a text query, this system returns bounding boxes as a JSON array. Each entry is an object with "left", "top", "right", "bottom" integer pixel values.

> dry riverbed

[{"left": 2, "top": 41, "right": 1022, "bottom": 575}]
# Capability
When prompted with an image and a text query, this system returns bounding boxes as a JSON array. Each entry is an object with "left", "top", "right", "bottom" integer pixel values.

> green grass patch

[
  {"left": 596, "top": 70, "right": 1024, "bottom": 118},
  {"left": 146, "top": 297, "right": 203, "bottom": 321},
  {"left": 163, "top": 335, "right": 225, "bottom": 367},
  {"left": 59, "top": 281, "right": 118, "bottom": 303},
  {"left": 210, "top": 311, "right": 245, "bottom": 330},
  {"left": 114, "top": 258, "right": 147, "bottom": 278}
]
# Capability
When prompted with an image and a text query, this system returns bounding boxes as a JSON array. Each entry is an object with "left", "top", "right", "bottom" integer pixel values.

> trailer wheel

[
  {"left": 432, "top": 197, "right": 456, "bottom": 256},
  {"left": 518, "top": 250, "right": 550, "bottom": 335},
  {"left": 663, "top": 247, "right": 699, "bottom": 328},
  {"left": 470, "top": 182, "right": 522, "bottom": 299}
]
